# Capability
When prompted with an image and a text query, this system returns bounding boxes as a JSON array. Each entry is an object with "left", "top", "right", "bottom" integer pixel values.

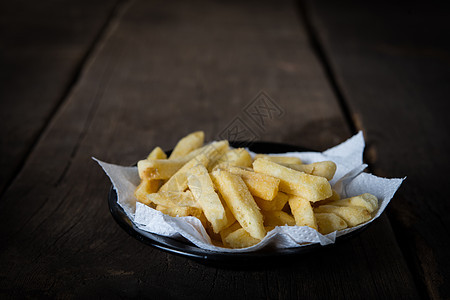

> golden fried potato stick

[
  {"left": 313, "top": 205, "right": 371, "bottom": 227},
  {"left": 147, "top": 146, "right": 167, "bottom": 160},
  {"left": 169, "top": 131, "right": 204, "bottom": 159},
  {"left": 262, "top": 210, "right": 295, "bottom": 227},
  {"left": 326, "top": 193, "right": 378, "bottom": 213},
  {"left": 156, "top": 205, "right": 203, "bottom": 218},
  {"left": 211, "top": 170, "right": 266, "bottom": 240},
  {"left": 253, "top": 158, "right": 332, "bottom": 202},
  {"left": 143, "top": 190, "right": 200, "bottom": 208},
  {"left": 137, "top": 159, "right": 185, "bottom": 180},
  {"left": 253, "top": 154, "right": 302, "bottom": 165},
  {"left": 210, "top": 148, "right": 252, "bottom": 169},
  {"left": 187, "top": 164, "right": 229, "bottom": 233},
  {"left": 134, "top": 179, "right": 161, "bottom": 207},
  {"left": 315, "top": 212, "right": 348, "bottom": 234},
  {"left": 254, "top": 192, "right": 289, "bottom": 211},
  {"left": 159, "top": 141, "right": 229, "bottom": 193},
  {"left": 283, "top": 161, "right": 337, "bottom": 181},
  {"left": 288, "top": 195, "right": 318, "bottom": 230},
  {"left": 223, "top": 228, "right": 261, "bottom": 249},
  {"left": 219, "top": 166, "right": 280, "bottom": 201}
]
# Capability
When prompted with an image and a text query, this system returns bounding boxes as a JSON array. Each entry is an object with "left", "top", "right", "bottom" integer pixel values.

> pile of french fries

[{"left": 134, "top": 131, "right": 379, "bottom": 249}]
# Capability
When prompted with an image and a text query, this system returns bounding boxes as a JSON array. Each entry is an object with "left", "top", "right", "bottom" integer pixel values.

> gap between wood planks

[
  {"left": 296, "top": 0, "right": 429, "bottom": 298},
  {"left": 0, "top": 0, "right": 129, "bottom": 200},
  {"left": 296, "top": 0, "right": 358, "bottom": 136}
]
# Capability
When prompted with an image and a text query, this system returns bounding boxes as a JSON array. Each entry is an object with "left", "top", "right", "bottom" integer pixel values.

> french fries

[{"left": 133, "top": 131, "right": 379, "bottom": 248}]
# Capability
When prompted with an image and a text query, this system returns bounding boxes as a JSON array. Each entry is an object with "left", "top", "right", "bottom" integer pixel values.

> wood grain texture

[
  {"left": 305, "top": 0, "right": 450, "bottom": 298},
  {"left": 0, "top": 0, "right": 418, "bottom": 298},
  {"left": 0, "top": 0, "right": 120, "bottom": 195}
]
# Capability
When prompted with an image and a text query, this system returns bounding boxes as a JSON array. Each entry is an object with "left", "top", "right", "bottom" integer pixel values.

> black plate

[{"left": 108, "top": 141, "right": 370, "bottom": 263}]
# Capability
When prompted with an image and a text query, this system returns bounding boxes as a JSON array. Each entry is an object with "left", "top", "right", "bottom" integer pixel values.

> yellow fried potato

[
  {"left": 283, "top": 161, "right": 337, "bottom": 181},
  {"left": 222, "top": 166, "right": 280, "bottom": 201},
  {"left": 253, "top": 158, "right": 332, "bottom": 202},
  {"left": 210, "top": 148, "right": 252, "bottom": 169},
  {"left": 169, "top": 131, "right": 204, "bottom": 159},
  {"left": 312, "top": 190, "right": 340, "bottom": 207},
  {"left": 288, "top": 195, "right": 318, "bottom": 230},
  {"left": 223, "top": 228, "right": 261, "bottom": 249},
  {"left": 156, "top": 205, "right": 203, "bottom": 218},
  {"left": 187, "top": 164, "right": 228, "bottom": 233},
  {"left": 144, "top": 190, "right": 200, "bottom": 208},
  {"left": 254, "top": 154, "right": 302, "bottom": 165},
  {"left": 327, "top": 193, "right": 378, "bottom": 213},
  {"left": 315, "top": 212, "right": 348, "bottom": 234},
  {"left": 262, "top": 210, "right": 295, "bottom": 227},
  {"left": 219, "top": 222, "right": 242, "bottom": 242},
  {"left": 147, "top": 146, "right": 167, "bottom": 160},
  {"left": 254, "top": 192, "right": 289, "bottom": 211},
  {"left": 211, "top": 170, "right": 265, "bottom": 240},
  {"left": 138, "top": 159, "right": 185, "bottom": 180},
  {"left": 134, "top": 179, "right": 161, "bottom": 206},
  {"left": 313, "top": 205, "right": 371, "bottom": 227}
]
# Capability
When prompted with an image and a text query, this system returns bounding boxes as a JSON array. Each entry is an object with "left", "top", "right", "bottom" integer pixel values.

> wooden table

[{"left": 1, "top": 0, "right": 449, "bottom": 298}]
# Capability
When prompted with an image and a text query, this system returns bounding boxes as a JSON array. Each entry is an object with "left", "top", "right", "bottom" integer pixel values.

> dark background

[{"left": 1, "top": 0, "right": 449, "bottom": 298}]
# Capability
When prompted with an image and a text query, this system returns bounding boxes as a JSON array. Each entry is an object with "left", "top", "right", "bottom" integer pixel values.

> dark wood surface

[
  {"left": 0, "top": 0, "right": 120, "bottom": 195},
  {"left": 0, "top": 0, "right": 447, "bottom": 298}
]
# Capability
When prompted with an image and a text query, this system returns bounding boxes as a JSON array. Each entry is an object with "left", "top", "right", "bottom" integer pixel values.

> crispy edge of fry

[
  {"left": 223, "top": 228, "right": 261, "bottom": 249},
  {"left": 254, "top": 192, "right": 289, "bottom": 211},
  {"left": 254, "top": 154, "right": 302, "bottom": 165},
  {"left": 138, "top": 159, "right": 186, "bottom": 180},
  {"left": 313, "top": 205, "right": 371, "bottom": 227},
  {"left": 187, "top": 164, "right": 228, "bottom": 233},
  {"left": 169, "top": 131, "right": 204, "bottom": 159},
  {"left": 156, "top": 205, "right": 203, "bottom": 218},
  {"left": 134, "top": 179, "right": 160, "bottom": 207},
  {"left": 288, "top": 195, "right": 318, "bottom": 230},
  {"left": 221, "top": 166, "right": 280, "bottom": 201},
  {"left": 262, "top": 210, "right": 296, "bottom": 227},
  {"left": 147, "top": 146, "right": 167, "bottom": 160},
  {"left": 211, "top": 170, "right": 266, "bottom": 240},
  {"left": 210, "top": 148, "right": 252, "bottom": 169},
  {"left": 283, "top": 161, "right": 337, "bottom": 181},
  {"left": 327, "top": 193, "right": 378, "bottom": 213},
  {"left": 315, "top": 212, "right": 348, "bottom": 235},
  {"left": 145, "top": 190, "right": 200, "bottom": 208},
  {"left": 253, "top": 158, "right": 332, "bottom": 202}
]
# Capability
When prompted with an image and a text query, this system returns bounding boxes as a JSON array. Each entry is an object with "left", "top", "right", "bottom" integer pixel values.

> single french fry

[
  {"left": 187, "top": 164, "right": 228, "bottom": 233},
  {"left": 223, "top": 228, "right": 261, "bottom": 248},
  {"left": 211, "top": 170, "right": 266, "bottom": 240},
  {"left": 210, "top": 148, "right": 252, "bottom": 169},
  {"left": 219, "top": 222, "right": 242, "bottom": 242},
  {"left": 283, "top": 161, "right": 337, "bottom": 181},
  {"left": 288, "top": 195, "right": 318, "bottom": 230},
  {"left": 313, "top": 205, "right": 371, "bottom": 227},
  {"left": 254, "top": 192, "right": 289, "bottom": 211},
  {"left": 156, "top": 205, "right": 203, "bottom": 218},
  {"left": 138, "top": 159, "right": 186, "bottom": 180},
  {"left": 262, "top": 210, "right": 295, "bottom": 227},
  {"left": 326, "top": 193, "right": 378, "bottom": 213},
  {"left": 169, "top": 131, "right": 204, "bottom": 159},
  {"left": 145, "top": 190, "right": 200, "bottom": 208},
  {"left": 159, "top": 153, "right": 210, "bottom": 193},
  {"left": 254, "top": 154, "right": 302, "bottom": 165},
  {"left": 312, "top": 189, "right": 340, "bottom": 207},
  {"left": 134, "top": 179, "right": 161, "bottom": 206},
  {"left": 253, "top": 158, "right": 332, "bottom": 202},
  {"left": 222, "top": 166, "right": 280, "bottom": 201},
  {"left": 315, "top": 213, "right": 348, "bottom": 234},
  {"left": 147, "top": 146, "right": 167, "bottom": 160}
]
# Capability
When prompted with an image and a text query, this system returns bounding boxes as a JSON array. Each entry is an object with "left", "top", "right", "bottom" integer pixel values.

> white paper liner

[{"left": 94, "top": 132, "right": 404, "bottom": 253}]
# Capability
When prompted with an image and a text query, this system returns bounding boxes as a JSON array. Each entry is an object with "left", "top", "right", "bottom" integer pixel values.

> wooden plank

[
  {"left": 305, "top": 0, "right": 450, "bottom": 298},
  {"left": 0, "top": 0, "right": 120, "bottom": 195},
  {"left": 0, "top": 0, "right": 418, "bottom": 298}
]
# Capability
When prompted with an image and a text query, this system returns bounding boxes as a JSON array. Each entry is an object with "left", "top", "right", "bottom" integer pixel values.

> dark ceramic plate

[{"left": 108, "top": 141, "right": 370, "bottom": 263}]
